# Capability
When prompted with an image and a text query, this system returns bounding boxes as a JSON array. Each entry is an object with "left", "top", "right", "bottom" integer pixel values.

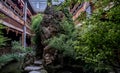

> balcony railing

[
  {"left": 0, "top": 0, "right": 31, "bottom": 31},
  {"left": 2, "top": 0, "right": 24, "bottom": 17},
  {"left": 0, "top": 2, "right": 24, "bottom": 25},
  {"left": 71, "top": 3, "right": 84, "bottom": 16}
]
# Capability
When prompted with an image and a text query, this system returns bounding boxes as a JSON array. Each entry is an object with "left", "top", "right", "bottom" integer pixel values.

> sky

[{"left": 29, "top": 0, "right": 64, "bottom": 12}]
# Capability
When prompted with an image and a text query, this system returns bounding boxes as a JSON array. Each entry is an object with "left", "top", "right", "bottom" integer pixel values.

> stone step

[
  {"left": 34, "top": 60, "right": 42, "bottom": 65},
  {"left": 24, "top": 66, "right": 43, "bottom": 71},
  {"left": 29, "top": 71, "right": 41, "bottom": 73},
  {"left": 40, "top": 69, "right": 48, "bottom": 73}
]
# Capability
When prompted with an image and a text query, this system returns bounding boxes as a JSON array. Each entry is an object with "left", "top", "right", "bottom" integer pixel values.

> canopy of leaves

[{"left": 74, "top": 0, "right": 120, "bottom": 72}]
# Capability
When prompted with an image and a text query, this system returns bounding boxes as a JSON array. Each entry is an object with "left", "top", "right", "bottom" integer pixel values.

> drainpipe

[
  {"left": 86, "top": 2, "right": 92, "bottom": 18},
  {"left": 23, "top": 0, "right": 27, "bottom": 48}
]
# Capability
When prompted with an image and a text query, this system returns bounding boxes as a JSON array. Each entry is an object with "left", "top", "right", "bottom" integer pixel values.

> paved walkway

[{"left": 24, "top": 60, "right": 47, "bottom": 73}]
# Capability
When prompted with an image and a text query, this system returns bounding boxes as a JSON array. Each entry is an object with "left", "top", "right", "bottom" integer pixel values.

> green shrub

[
  {"left": 12, "top": 41, "right": 34, "bottom": 54},
  {"left": 0, "top": 54, "right": 20, "bottom": 66},
  {"left": 74, "top": 0, "right": 120, "bottom": 72},
  {"left": 11, "top": 41, "right": 25, "bottom": 53},
  {"left": 46, "top": 9, "right": 77, "bottom": 58},
  {"left": 0, "top": 24, "right": 8, "bottom": 47}
]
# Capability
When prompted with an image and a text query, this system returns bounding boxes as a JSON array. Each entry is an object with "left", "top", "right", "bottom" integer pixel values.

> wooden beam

[
  {"left": 16, "top": 31, "right": 18, "bottom": 36},
  {"left": 6, "top": 27, "right": 10, "bottom": 34},
  {"left": 1, "top": 20, "right": 31, "bottom": 35},
  {"left": 1, "top": 20, "right": 23, "bottom": 32},
  {"left": 22, "top": 33, "right": 24, "bottom": 46},
  {"left": 0, "top": 2, "right": 24, "bottom": 25}
]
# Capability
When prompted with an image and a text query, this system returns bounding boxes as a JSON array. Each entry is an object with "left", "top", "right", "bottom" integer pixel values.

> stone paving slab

[
  {"left": 29, "top": 71, "right": 41, "bottom": 73},
  {"left": 25, "top": 66, "right": 42, "bottom": 71},
  {"left": 34, "top": 60, "right": 42, "bottom": 65}
]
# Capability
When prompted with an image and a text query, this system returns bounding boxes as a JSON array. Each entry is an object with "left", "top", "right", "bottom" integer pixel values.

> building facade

[
  {"left": 0, "top": 0, "right": 35, "bottom": 48},
  {"left": 70, "top": 2, "right": 92, "bottom": 27}
]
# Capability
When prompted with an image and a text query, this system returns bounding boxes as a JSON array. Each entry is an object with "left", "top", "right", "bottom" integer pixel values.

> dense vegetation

[
  {"left": 0, "top": 14, "right": 7, "bottom": 47},
  {"left": 30, "top": 0, "right": 120, "bottom": 73},
  {"left": 0, "top": 13, "right": 34, "bottom": 69},
  {"left": 46, "top": 0, "right": 120, "bottom": 73},
  {"left": 47, "top": 9, "right": 77, "bottom": 58},
  {"left": 0, "top": 25, "right": 5, "bottom": 46},
  {"left": 74, "top": 0, "right": 120, "bottom": 72},
  {"left": 0, "top": 0, "right": 120, "bottom": 73},
  {"left": 31, "top": 14, "right": 43, "bottom": 58}
]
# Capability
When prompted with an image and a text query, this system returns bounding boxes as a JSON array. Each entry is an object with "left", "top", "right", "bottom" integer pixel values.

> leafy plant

[
  {"left": 31, "top": 14, "right": 43, "bottom": 44},
  {"left": 0, "top": 13, "right": 8, "bottom": 47},
  {"left": 31, "top": 14, "right": 43, "bottom": 58},
  {"left": 0, "top": 24, "right": 8, "bottom": 46},
  {"left": 12, "top": 41, "right": 34, "bottom": 54},
  {"left": 11, "top": 41, "right": 25, "bottom": 53},
  {"left": 46, "top": 9, "right": 77, "bottom": 58},
  {"left": 55, "top": 0, "right": 120, "bottom": 72},
  {"left": 74, "top": 0, "right": 120, "bottom": 72},
  {"left": 0, "top": 54, "right": 21, "bottom": 67}
]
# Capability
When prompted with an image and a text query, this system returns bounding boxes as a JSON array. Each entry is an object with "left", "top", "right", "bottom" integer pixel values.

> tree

[
  {"left": 46, "top": 8, "right": 77, "bottom": 58},
  {"left": 74, "top": 0, "right": 120, "bottom": 72},
  {"left": 32, "top": 0, "right": 120, "bottom": 72}
]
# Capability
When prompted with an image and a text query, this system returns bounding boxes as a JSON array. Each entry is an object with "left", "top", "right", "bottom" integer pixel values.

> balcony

[
  {"left": 0, "top": 0, "right": 32, "bottom": 32},
  {"left": 70, "top": 3, "right": 84, "bottom": 16},
  {"left": 2, "top": 0, "right": 23, "bottom": 18},
  {"left": 0, "top": 0, "right": 24, "bottom": 24}
]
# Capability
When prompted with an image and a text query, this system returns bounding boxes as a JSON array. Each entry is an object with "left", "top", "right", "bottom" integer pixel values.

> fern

[{"left": 0, "top": 24, "right": 8, "bottom": 46}]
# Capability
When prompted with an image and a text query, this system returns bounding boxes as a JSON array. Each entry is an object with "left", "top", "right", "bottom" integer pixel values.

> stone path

[
  {"left": 24, "top": 60, "right": 47, "bottom": 73},
  {"left": 25, "top": 66, "right": 43, "bottom": 71},
  {"left": 29, "top": 71, "right": 41, "bottom": 73},
  {"left": 34, "top": 60, "right": 42, "bottom": 65}
]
